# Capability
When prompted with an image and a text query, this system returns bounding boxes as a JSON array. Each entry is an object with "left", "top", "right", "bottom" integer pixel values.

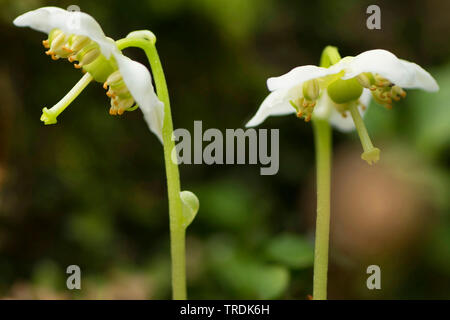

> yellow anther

[
  {"left": 106, "top": 90, "right": 116, "bottom": 98},
  {"left": 302, "top": 79, "right": 320, "bottom": 101},
  {"left": 50, "top": 32, "right": 66, "bottom": 51},
  {"left": 78, "top": 49, "right": 100, "bottom": 67},
  {"left": 70, "top": 35, "right": 91, "bottom": 52},
  {"left": 356, "top": 73, "right": 375, "bottom": 89},
  {"left": 42, "top": 40, "right": 49, "bottom": 48},
  {"left": 106, "top": 70, "right": 123, "bottom": 85},
  {"left": 290, "top": 97, "right": 316, "bottom": 122}
]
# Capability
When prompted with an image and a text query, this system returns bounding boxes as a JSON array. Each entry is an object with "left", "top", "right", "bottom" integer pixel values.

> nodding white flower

[
  {"left": 246, "top": 48, "right": 438, "bottom": 164},
  {"left": 13, "top": 6, "right": 164, "bottom": 142}
]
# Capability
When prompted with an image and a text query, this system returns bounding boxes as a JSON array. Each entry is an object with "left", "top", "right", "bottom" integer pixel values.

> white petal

[
  {"left": 340, "top": 50, "right": 408, "bottom": 84},
  {"left": 13, "top": 7, "right": 66, "bottom": 33},
  {"left": 340, "top": 49, "right": 438, "bottom": 91},
  {"left": 14, "top": 7, "right": 115, "bottom": 58},
  {"left": 113, "top": 52, "right": 165, "bottom": 143},
  {"left": 267, "top": 65, "right": 342, "bottom": 91},
  {"left": 330, "top": 89, "right": 371, "bottom": 132},
  {"left": 245, "top": 87, "right": 299, "bottom": 127},
  {"left": 399, "top": 60, "right": 439, "bottom": 92},
  {"left": 313, "top": 91, "right": 332, "bottom": 120}
]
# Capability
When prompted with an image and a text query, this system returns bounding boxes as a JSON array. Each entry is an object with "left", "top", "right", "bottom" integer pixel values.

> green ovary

[
  {"left": 327, "top": 78, "right": 363, "bottom": 104},
  {"left": 82, "top": 54, "right": 117, "bottom": 83}
]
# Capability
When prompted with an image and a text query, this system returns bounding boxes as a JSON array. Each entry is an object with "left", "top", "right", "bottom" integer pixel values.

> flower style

[
  {"left": 14, "top": 6, "right": 164, "bottom": 142},
  {"left": 246, "top": 47, "right": 438, "bottom": 164}
]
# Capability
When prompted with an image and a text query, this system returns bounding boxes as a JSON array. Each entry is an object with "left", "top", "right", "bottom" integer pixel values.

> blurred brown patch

[{"left": 330, "top": 145, "right": 431, "bottom": 259}]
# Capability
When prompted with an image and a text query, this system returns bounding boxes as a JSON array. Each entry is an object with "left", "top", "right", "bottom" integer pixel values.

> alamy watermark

[
  {"left": 171, "top": 121, "right": 279, "bottom": 175},
  {"left": 366, "top": 265, "right": 381, "bottom": 290},
  {"left": 366, "top": 5, "right": 381, "bottom": 30},
  {"left": 66, "top": 265, "right": 81, "bottom": 290}
]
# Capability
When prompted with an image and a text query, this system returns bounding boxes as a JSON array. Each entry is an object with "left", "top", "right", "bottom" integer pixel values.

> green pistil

[
  {"left": 348, "top": 103, "right": 380, "bottom": 165},
  {"left": 41, "top": 73, "right": 93, "bottom": 125}
]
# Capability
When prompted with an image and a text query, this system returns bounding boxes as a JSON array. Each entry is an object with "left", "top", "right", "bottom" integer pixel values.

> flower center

[{"left": 356, "top": 73, "right": 406, "bottom": 109}]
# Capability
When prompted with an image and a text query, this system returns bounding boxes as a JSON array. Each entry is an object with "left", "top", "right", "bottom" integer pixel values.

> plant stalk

[
  {"left": 312, "top": 118, "right": 332, "bottom": 300},
  {"left": 117, "top": 38, "right": 186, "bottom": 300}
]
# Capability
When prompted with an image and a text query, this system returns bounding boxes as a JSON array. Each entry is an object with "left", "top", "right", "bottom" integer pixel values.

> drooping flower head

[
  {"left": 14, "top": 6, "right": 164, "bottom": 142},
  {"left": 246, "top": 46, "right": 438, "bottom": 164}
]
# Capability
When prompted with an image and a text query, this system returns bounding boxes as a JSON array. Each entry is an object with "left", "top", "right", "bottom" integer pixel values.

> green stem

[
  {"left": 116, "top": 37, "right": 186, "bottom": 299},
  {"left": 312, "top": 119, "right": 331, "bottom": 300}
]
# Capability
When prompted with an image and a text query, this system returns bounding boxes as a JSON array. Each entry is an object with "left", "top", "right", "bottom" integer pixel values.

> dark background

[{"left": 0, "top": 0, "right": 449, "bottom": 299}]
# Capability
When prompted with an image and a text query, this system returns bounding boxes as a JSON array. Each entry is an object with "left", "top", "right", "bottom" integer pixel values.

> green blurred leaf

[
  {"left": 265, "top": 233, "right": 314, "bottom": 269},
  {"left": 216, "top": 259, "right": 289, "bottom": 299},
  {"left": 409, "top": 65, "right": 450, "bottom": 158},
  {"left": 32, "top": 260, "right": 64, "bottom": 289},
  {"left": 197, "top": 180, "right": 264, "bottom": 229}
]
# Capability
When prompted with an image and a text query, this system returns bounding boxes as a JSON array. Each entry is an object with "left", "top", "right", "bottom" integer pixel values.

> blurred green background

[{"left": 0, "top": 0, "right": 449, "bottom": 299}]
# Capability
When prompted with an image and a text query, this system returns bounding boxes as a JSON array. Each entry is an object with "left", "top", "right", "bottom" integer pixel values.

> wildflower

[
  {"left": 14, "top": 6, "right": 164, "bottom": 141},
  {"left": 246, "top": 48, "right": 438, "bottom": 164}
]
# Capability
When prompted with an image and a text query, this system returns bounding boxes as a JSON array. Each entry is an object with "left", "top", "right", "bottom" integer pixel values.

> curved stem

[
  {"left": 312, "top": 119, "right": 331, "bottom": 300},
  {"left": 116, "top": 38, "right": 186, "bottom": 299}
]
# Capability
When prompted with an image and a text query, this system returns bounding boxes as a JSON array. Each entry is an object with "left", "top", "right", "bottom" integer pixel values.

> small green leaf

[
  {"left": 265, "top": 233, "right": 314, "bottom": 269},
  {"left": 180, "top": 190, "right": 199, "bottom": 228}
]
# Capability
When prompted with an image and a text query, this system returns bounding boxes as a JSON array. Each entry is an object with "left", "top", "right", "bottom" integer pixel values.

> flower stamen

[
  {"left": 43, "top": 29, "right": 103, "bottom": 70},
  {"left": 103, "top": 70, "right": 138, "bottom": 116},
  {"left": 358, "top": 73, "right": 407, "bottom": 109},
  {"left": 289, "top": 79, "right": 321, "bottom": 122}
]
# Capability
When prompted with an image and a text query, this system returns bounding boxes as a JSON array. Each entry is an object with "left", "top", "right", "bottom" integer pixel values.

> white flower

[
  {"left": 246, "top": 49, "right": 438, "bottom": 130},
  {"left": 246, "top": 48, "right": 438, "bottom": 164},
  {"left": 14, "top": 6, "right": 164, "bottom": 142}
]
